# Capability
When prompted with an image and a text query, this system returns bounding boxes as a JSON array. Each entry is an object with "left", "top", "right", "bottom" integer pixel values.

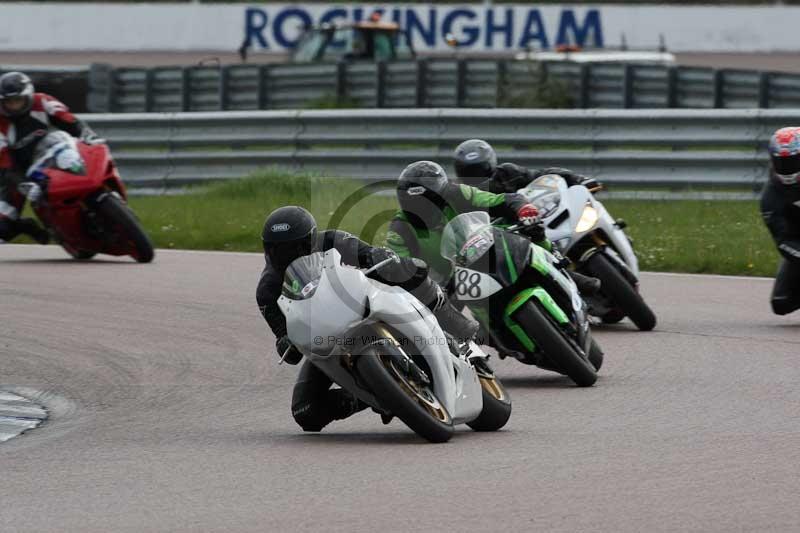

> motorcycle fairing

[{"left": 279, "top": 248, "right": 483, "bottom": 423}]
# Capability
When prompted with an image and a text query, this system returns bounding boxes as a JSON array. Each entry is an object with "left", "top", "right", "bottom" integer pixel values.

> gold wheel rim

[
  {"left": 478, "top": 374, "right": 509, "bottom": 403},
  {"left": 381, "top": 354, "right": 451, "bottom": 424}
]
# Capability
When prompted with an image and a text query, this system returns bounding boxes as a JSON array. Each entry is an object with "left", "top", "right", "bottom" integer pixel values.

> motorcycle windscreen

[
  {"left": 518, "top": 174, "right": 564, "bottom": 219},
  {"left": 441, "top": 211, "right": 495, "bottom": 267},
  {"left": 282, "top": 252, "right": 324, "bottom": 300}
]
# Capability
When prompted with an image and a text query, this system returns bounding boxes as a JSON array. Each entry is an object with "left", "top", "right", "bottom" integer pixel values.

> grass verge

[{"left": 14, "top": 169, "right": 781, "bottom": 277}]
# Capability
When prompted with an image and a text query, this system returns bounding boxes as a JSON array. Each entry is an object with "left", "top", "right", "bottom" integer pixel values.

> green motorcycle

[{"left": 441, "top": 212, "right": 602, "bottom": 387}]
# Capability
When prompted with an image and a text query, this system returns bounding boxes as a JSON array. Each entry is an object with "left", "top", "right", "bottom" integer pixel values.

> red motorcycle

[{"left": 21, "top": 132, "right": 154, "bottom": 263}]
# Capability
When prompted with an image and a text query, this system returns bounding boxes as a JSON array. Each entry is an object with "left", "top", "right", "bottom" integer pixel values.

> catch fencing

[
  {"left": 85, "top": 108, "right": 800, "bottom": 191},
  {"left": 88, "top": 60, "right": 800, "bottom": 113}
]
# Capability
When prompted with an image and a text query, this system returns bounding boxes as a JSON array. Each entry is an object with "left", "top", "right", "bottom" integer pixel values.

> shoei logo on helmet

[
  {"left": 465, "top": 152, "right": 480, "bottom": 161},
  {"left": 407, "top": 186, "right": 426, "bottom": 196},
  {"left": 271, "top": 223, "right": 291, "bottom": 232}
]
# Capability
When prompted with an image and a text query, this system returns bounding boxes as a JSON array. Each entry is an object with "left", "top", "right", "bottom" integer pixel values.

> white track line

[{"left": 0, "top": 391, "right": 47, "bottom": 443}]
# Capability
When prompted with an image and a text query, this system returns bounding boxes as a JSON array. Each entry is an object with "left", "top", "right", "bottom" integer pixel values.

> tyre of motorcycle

[
  {"left": 588, "top": 338, "right": 604, "bottom": 371},
  {"left": 94, "top": 194, "right": 155, "bottom": 263},
  {"left": 584, "top": 252, "right": 656, "bottom": 331},
  {"left": 466, "top": 358, "right": 512, "bottom": 432},
  {"left": 514, "top": 301, "right": 597, "bottom": 387},
  {"left": 356, "top": 342, "right": 455, "bottom": 443}
]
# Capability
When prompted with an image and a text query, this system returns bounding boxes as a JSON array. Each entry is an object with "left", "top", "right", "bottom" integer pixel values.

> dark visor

[{"left": 773, "top": 153, "right": 800, "bottom": 176}]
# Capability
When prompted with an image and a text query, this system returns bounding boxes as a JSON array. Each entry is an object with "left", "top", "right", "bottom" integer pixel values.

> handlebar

[
  {"left": 490, "top": 217, "right": 538, "bottom": 233},
  {"left": 363, "top": 254, "right": 400, "bottom": 276}
]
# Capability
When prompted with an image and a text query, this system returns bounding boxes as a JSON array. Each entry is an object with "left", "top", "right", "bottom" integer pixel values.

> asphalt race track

[{"left": 2, "top": 244, "right": 799, "bottom": 532}]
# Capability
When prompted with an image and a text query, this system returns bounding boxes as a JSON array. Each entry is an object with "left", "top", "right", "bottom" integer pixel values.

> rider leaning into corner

[
  {"left": 256, "top": 205, "right": 480, "bottom": 432},
  {"left": 0, "top": 71, "right": 102, "bottom": 245},
  {"left": 385, "top": 160, "right": 600, "bottom": 295},
  {"left": 452, "top": 138, "right": 602, "bottom": 195},
  {"left": 761, "top": 127, "right": 800, "bottom": 315}
]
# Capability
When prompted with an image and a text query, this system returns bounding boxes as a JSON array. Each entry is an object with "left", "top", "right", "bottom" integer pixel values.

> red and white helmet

[{"left": 768, "top": 127, "right": 800, "bottom": 185}]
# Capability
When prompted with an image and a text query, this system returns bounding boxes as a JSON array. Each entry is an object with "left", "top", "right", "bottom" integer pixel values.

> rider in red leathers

[{"left": 0, "top": 71, "right": 102, "bottom": 244}]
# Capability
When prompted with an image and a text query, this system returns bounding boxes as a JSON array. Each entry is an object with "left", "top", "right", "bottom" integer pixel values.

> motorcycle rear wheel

[
  {"left": 515, "top": 301, "right": 597, "bottom": 387},
  {"left": 95, "top": 195, "right": 154, "bottom": 263},
  {"left": 357, "top": 344, "right": 454, "bottom": 443}
]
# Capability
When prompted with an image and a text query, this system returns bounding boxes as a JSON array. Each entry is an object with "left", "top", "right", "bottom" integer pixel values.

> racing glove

[
  {"left": 516, "top": 204, "right": 540, "bottom": 225},
  {"left": 365, "top": 247, "right": 399, "bottom": 269},
  {"left": 276, "top": 335, "right": 303, "bottom": 365},
  {"left": 519, "top": 220, "right": 546, "bottom": 242},
  {"left": 578, "top": 175, "right": 602, "bottom": 192}
]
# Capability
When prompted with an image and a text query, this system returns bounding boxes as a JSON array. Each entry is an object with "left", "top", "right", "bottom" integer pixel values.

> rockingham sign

[
  {"left": 4, "top": 3, "right": 800, "bottom": 53},
  {"left": 242, "top": 5, "right": 603, "bottom": 51}
]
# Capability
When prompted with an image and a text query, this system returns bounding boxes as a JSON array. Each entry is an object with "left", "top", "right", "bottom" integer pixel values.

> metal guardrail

[
  {"left": 88, "top": 60, "right": 800, "bottom": 113},
  {"left": 85, "top": 108, "right": 797, "bottom": 190}
]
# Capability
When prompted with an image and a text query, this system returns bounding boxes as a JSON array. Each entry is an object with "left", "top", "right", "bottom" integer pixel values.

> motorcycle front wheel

[
  {"left": 357, "top": 343, "right": 454, "bottom": 443},
  {"left": 514, "top": 301, "right": 598, "bottom": 387},
  {"left": 585, "top": 253, "right": 656, "bottom": 331},
  {"left": 466, "top": 359, "right": 512, "bottom": 432},
  {"left": 95, "top": 194, "right": 155, "bottom": 263}
]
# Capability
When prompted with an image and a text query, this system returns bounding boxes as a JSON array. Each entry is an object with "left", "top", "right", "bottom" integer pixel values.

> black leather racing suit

[
  {"left": 256, "top": 229, "right": 445, "bottom": 432},
  {"left": 760, "top": 177, "right": 800, "bottom": 315},
  {"left": 476, "top": 162, "right": 599, "bottom": 194}
]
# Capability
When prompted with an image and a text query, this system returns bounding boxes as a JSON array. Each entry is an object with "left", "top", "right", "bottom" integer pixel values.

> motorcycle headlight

[{"left": 575, "top": 205, "right": 599, "bottom": 233}]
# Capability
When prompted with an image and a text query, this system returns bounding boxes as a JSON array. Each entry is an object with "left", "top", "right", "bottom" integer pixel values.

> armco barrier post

[
  {"left": 758, "top": 72, "right": 771, "bottom": 109},
  {"left": 578, "top": 64, "right": 590, "bottom": 108},
  {"left": 456, "top": 59, "right": 467, "bottom": 107},
  {"left": 622, "top": 64, "right": 634, "bottom": 109},
  {"left": 335, "top": 61, "right": 347, "bottom": 105},
  {"left": 712, "top": 70, "right": 725, "bottom": 108},
  {"left": 257, "top": 65, "right": 270, "bottom": 109},
  {"left": 416, "top": 59, "right": 428, "bottom": 107},
  {"left": 180, "top": 68, "right": 190, "bottom": 111},
  {"left": 666, "top": 66, "right": 678, "bottom": 108},
  {"left": 144, "top": 68, "right": 155, "bottom": 112},
  {"left": 376, "top": 61, "right": 387, "bottom": 108},
  {"left": 219, "top": 66, "right": 231, "bottom": 111},
  {"left": 496, "top": 60, "right": 508, "bottom": 107}
]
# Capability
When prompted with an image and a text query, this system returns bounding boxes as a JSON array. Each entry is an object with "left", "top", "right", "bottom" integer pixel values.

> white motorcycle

[
  {"left": 518, "top": 174, "right": 657, "bottom": 331},
  {"left": 277, "top": 248, "right": 512, "bottom": 443}
]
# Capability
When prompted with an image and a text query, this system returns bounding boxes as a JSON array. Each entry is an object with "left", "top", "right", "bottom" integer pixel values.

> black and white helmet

[
  {"left": 453, "top": 139, "right": 497, "bottom": 186},
  {"left": 0, "top": 72, "right": 34, "bottom": 117},
  {"left": 261, "top": 206, "right": 319, "bottom": 271},
  {"left": 396, "top": 160, "right": 450, "bottom": 230}
]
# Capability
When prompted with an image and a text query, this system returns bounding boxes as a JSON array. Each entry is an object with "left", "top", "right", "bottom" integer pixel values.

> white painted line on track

[{"left": 0, "top": 391, "right": 48, "bottom": 443}]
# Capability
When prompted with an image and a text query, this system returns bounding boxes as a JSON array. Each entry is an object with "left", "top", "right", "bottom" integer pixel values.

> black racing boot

[
  {"left": 330, "top": 389, "right": 368, "bottom": 421},
  {"left": 434, "top": 300, "right": 480, "bottom": 343},
  {"left": 568, "top": 270, "right": 601, "bottom": 295},
  {"left": 17, "top": 218, "right": 50, "bottom": 245}
]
